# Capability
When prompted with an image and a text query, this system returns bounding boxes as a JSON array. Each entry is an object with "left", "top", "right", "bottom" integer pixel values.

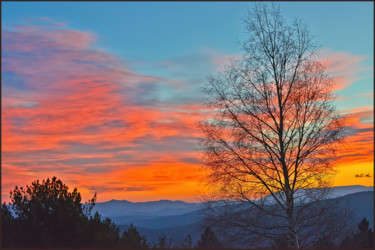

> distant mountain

[
  {"left": 91, "top": 185, "right": 373, "bottom": 246},
  {"left": 254, "top": 185, "right": 374, "bottom": 205},
  {"left": 114, "top": 209, "right": 203, "bottom": 229},
  {"left": 94, "top": 185, "right": 372, "bottom": 220},
  {"left": 338, "top": 191, "right": 374, "bottom": 229},
  {"left": 93, "top": 199, "right": 203, "bottom": 218},
  {"left": 114, "top": 190, "right": 373, "bottom": 247},
  {"left": 118, "top": 222, "right": 204, "bottom": 247},
  {"left": 329, "top": 185, "right": 373, "bottom": 198}
]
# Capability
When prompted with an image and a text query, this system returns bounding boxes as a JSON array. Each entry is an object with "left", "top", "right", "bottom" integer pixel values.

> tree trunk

[
  {"left": 286, "top": 193, "right": 300, "bottom": 249},
  {"left": 289, "top": 222, "right": 300, "bottom": 249}
]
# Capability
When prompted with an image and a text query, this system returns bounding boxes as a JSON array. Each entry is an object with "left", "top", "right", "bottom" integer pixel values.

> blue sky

[
  {"left": 3, "top": 2, "right": 373, "bottom": 107},
  {"left": 3, "top": 2, "right": 373, "bottom": 58},
  {"left": 2, "top": 2, "right": 373, "bottom": 202}
]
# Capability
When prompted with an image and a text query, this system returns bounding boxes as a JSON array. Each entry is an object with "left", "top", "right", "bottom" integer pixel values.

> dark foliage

[
  {"left": 196, "top": 227, "right": 222, "bottom": 249},
  {"left": 84, "top": 212, "right": 120, "bottom": 247},
  {"left": 153, "top": 233, "right": 173, "bottom": 249},
  {"left": 339, "top": 218, "right": 374, "bottom": 249},
  {"left": 313, "top": 233, "right": 336, "bottom": 249},
  {"left": 1, "top": 177, "right": 119, "bottom": 248},
  {"left": 273, "top": 233, "right": 290, "bottom": 249},
  {"left": 1, "top": 203, "right": 20, "bottom": 247},
  {"left": 180, "top": 234, "right": 193, "bottom": 249},
  {"left": 120, "top": 223, "right": 149, "bottom": 249}
]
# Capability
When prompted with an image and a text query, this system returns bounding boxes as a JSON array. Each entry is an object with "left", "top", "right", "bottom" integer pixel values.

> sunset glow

[{"left": 2, "top": 2, "right": 373, "bottom": 203}]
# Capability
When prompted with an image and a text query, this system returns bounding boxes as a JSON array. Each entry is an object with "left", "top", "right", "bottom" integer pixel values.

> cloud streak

[
  {"left": 2, "top": 22, "right": 207, "bottom": 202},
  {"left": 2, "top": 20, "right": 373, "bottom": 202},
  {"left": 317, "top": 49, "right": 369, "bottom": 92}
]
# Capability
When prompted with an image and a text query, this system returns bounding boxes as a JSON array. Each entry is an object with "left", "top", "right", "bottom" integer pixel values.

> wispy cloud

[
  {"left": 2, "top": 20, "right": 373, "bottom": 202},
  {"left": 354, "top": 173, "right": 372, "bottom": 178},
  {"left": 2, "top": 21, "right": 207, "bottom": 202},
  {"left": 317, "top": 49, "right": 369, "bottom": 92},
  {"left": 336, "top": 106, "right": 373, "bottom": 165}
]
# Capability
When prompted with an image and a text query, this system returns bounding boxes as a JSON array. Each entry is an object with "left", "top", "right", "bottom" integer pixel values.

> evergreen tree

[
  {"left": 314, "top": 233, "right": 336, "bottom": 249},
  {"left": 1, "top": 177, "right": 120, "bottom": 248},
  {"left": 83, "top": 212, "right": 120, "bottom": 247},
  {"left": 196, "top": 227, "right": 222, "bottom": 249},
  {"left": 339, "top": 218, "right": 374, "bottom": 248},
  {"left": 1, "top": 203, "right": 19, "bottom": 247},
  {"left": 120, "top": 223, "right": 149, "bottom": 249},
  {"left": 273, "top": 233, "right": 289, "bottom": 249},
  {"left": 181, "top": 234, "right": 193, "bottom": 249},
  {"left": 153, "top": 233, "right": 173, "bottom": 249}
]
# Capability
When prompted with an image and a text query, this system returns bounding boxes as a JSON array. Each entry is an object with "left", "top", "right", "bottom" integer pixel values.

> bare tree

[{"left": 199, "top": 4, "right": 345, "bottom": 249}]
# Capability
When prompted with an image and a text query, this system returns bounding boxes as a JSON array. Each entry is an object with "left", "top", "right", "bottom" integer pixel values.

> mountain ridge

[
  {"left": 97, "top": 185, "right": 373, "bottom": 204},
  {"left": 115, "top": 190, "right": 373, "bottom": 247}
]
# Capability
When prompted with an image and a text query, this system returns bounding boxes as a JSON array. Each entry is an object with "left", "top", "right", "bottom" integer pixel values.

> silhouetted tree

[
  {"left": 181, "top": 234, "right": 193, "bottom": 249},
  {"left": 1, "top": 203, "right": 20, "bottom": 247},
  {"left": 196, "top": 227, "right": 222, "bottom": 249},
  {"left": 1, "top": 177, "right": 119, "bottom": 248},
  {"left": 339, "top": 218, "right": 374, "bottom": 249},
  {"left": 313, "top": 233, "right": 336, "bottom": 249},
  {"left": 200, "top": 3, "right": 345, "bottom": 249},
  {"left": 273, "top": 233, "right": 289, "bottom": 249},
  {"left": 83, "top": 212, "right": 120, "bottom": 247},
  {"left": 274, "top": 230, "right": 337, "bottom": 249},
  {"left": 120, "top": 223, "right": 149, "bottom": 249},
  {"left": 152, "top": 233, "right": 173, "bottom": 249}
]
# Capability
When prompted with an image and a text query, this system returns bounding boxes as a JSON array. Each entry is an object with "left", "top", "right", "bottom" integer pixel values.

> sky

[{"left": 2, "top": 2, "right": 373, "bottom": 203}]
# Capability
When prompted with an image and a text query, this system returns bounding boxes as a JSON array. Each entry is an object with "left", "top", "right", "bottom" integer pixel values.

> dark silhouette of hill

[
  {"left": 118, "top": 222, "right": 204, "bottom": 247},
  {"left": 335, "top": 191, "right": 373, "bottom": 229},
  {"left": 115, "top": 209, "right": 203, "bottom": 229},
  {"left": 93, "top": 199, "right": 202, "bottom": 218},
  {"left": 3, "top": 178, "right": 372, "bottom": 248},
  {"left": 113, "top": 190, "right": 373, "bottom": 246},
  {"left": 327, "top": 185, "right": 373, "bottom": 198},
  {"left": 93, "top": 185, "right": 372, "bottom": 220}
]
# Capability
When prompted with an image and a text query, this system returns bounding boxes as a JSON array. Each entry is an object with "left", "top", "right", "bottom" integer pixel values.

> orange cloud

[
  {"left": 331, "top": 105, "right": 374, "bottom": 187},
  {"left": 317, "top": 49, "right": 368, "bottom": 92},
  {"left": 2, "top": 22, "right": 209, "bottom": 203},
  {"left": 2, "top": 22, "right": 372, "bottom": 204}
]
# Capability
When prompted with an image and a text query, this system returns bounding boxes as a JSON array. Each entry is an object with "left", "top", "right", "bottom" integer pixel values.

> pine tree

[
  {"left": 1, "top": 203, "right": 18, "bottom": 247},
  {"left": 120, "top": 224, "right": 149, "bottom": 249},
  {"left": 196, "top": 227, "right": 222, "bottom": 249},
  {"left": 153, "top": 233, "right": 173, "bottom": 249},
  {"left": 181, "top": 234, "right": 193, "bottom": 248},
  {"left": 273, "top": 233, "right": 289, "bottom": 249},
  {"left": 314, "top": 233, "right": 336, "bottom": 249},
  {"left": 339, "top": 218, "right": 374, "bottom": 248},
  {"left": 83, "top": 212, "right": 120, "bottom": 247},
  {"left": 2, "top": 177, "right": 122, "bottom": 248}
]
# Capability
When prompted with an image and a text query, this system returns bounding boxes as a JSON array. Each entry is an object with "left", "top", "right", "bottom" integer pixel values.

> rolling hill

[{"left": 92, "top": 186, "right": 373, "bottom": 247}]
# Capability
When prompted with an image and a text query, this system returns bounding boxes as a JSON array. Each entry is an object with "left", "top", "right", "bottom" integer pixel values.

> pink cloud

[
  {"left": 208, "top": 48, "right": 368, "bottom": 91},
  {"left": 2, "top": 21, "right": 207, "bottom": 202},
  {"left": 3, "top": 21, "right": 371, "bottom": 203},
  {"left": 211, "top": 53, "right": 242, "bottom": 72},
  {"left": 317, "top": 49, "right": 368, "bottom": 91}
]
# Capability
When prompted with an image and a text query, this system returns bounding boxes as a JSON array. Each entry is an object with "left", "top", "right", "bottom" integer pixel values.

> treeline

[
  {"left": 1, "top": 177, "right": 373, "bottom": 248},
  {"left": 1, "top": 177, "right": 221, "bottom": 248},
  {"left": 272, "top": 217, "right": 374, "bottom": 249}
]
